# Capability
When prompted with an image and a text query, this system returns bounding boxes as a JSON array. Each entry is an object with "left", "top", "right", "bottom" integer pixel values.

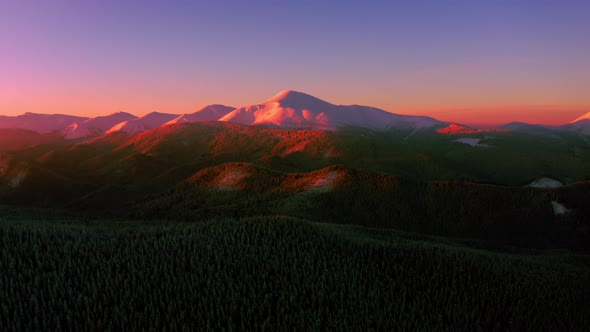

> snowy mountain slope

[
  {"left": 570, "top": 112, "right": 590, "bottom": 123},
  {"left": 165, "top": 105, "right": 235, "bottom": 125},
  {"left": 61, "top": 123, "right": 103, "bottom": 139},
  {"left": 106, "top": 112, "right": 179, "bottom": 134},
  {"left": 0, "top": 113, "right": 88, "bottom": 134},
  {"left": 563, "top": 112, "right": 590, "bottom": 135},
  {"left": 219, "top": 90, "right": 441, "bottom": 130},
  {"left": 62, "top": 112, "right": 138, "bottom": 139},
  {"left": 82, "top": 112, "right": 138, "bottom": 131}
]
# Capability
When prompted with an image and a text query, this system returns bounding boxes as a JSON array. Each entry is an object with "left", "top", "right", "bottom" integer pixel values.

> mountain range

[
  {"left": 1, "top": 90, "right": 589, "bottom": 139},
  {"left": 1, "top": 89, "right": 589, "bottom": 252}
]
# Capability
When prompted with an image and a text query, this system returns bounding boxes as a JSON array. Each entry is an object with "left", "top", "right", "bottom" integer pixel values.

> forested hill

[{"left": 1, "top": 217, "right": 588, "bottom": 330}]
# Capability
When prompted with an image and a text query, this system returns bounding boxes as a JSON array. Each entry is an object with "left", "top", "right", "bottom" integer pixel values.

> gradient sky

[{"left": 1, "top": 0, "right": 589, "bottom": 126}]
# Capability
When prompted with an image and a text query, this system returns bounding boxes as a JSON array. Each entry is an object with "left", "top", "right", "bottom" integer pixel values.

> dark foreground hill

[
  {"left": 121, "top": 162, "right": 588, "bottom": 250},
  {"left": 1, "top": 216, "right": 589, "bottom": 331}
]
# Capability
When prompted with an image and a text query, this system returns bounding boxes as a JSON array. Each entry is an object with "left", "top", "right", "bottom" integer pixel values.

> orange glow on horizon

[
  {"left": 0, "top": 81, "right": 587, "bottom": 127},
  {"left": 0, "top": 97, "right": 588, "bottom": 128},
  {"left": 399, "top": 105, "right": 590, "bottom": 127}
]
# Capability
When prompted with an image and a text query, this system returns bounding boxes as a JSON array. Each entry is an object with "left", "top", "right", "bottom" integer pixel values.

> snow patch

[
  {"left": 308, "top": 171, "right": 338, "bottom": 192},
  {"left": 453, "top": 138, "right": 488, "bottom": 147},
  {"left": 551, "top": 201, "right": 570, "bottom": 216},
  {"left": 165, "top": 105, "right": 235, "bottom": 125},
  {"left": 528, "top": 178, "right": 563, "bottom": 188},
  {"left": 215, "top": 169, "right": 249, "bottom": 190},
  {"left": 61, "top": 123, "right": 100, "bottom": 139}
]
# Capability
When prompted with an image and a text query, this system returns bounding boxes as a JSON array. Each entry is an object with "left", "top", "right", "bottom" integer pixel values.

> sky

[{"left": 1, "top": 0, "right": 589, "bottom": 126}]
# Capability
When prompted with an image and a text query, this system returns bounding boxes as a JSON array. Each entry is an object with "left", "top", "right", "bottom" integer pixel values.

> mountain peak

[
  {"left": 265, "top": 90, "right": 333, "bottom": 109},
  {"left": 138, "top": 111, "right": 179, "bottom": 121},
  {"left": 195, "top": 104, "right": 235, "bottom": 113},
  {"left": 219, "top": 90, "right": 442, "bottom": 130},
  {"left": 142, "top": 111, "right": 168, "bottom": 117},
  {"left": 571, "top": 112, "right": 590, "bottom": 123},
  {"left": 269, "top": 90, "right": 311, "bottom": 100},
  {"left": 108, "top": 111, "right": 135, "bottom": 117}
]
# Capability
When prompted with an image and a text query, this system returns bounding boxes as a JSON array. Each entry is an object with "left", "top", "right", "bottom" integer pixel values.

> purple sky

[{"left": 1, "top": 0, "right": 589, "bottom": 125}]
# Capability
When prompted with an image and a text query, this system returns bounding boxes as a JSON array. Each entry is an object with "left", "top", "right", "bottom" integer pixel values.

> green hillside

[{"left": 1, "top": 216, "right": 588, "bottom": 331}]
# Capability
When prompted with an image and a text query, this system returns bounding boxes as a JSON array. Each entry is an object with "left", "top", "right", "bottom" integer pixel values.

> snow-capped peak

[
  {"left": 219, "top": 90, "right": 441, "bottom": 130},
  {"left": 265, "top": 90, "right": 332, "bottom": 109}
]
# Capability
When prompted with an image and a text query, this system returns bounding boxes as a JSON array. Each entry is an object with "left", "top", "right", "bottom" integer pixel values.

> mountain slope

[
  {"left": 106, "top": 112, "right": 179, "bottom": 134},
  {"left": 562, "top": 112, "right": 590, "bottom": 135},
  {"left": 0, "top": 129, "right": 64, "bottom": 151},
  {"left": 499, "top": 122, "right": 551, "bottom": 132},
  {"left": 0, "top": 113, "right": 88, "bottom": 134},
  {"left": 562, "top": 120, "right": 590, "bottom": 135},
  {"left": 115, "top": 122, "right": 338, "bottom": 166},
  {"left": 165, "top": 105, "right": 235, "bottom": 125},
  {"left": 62, "top": 112, "right": 138, "bottom": 139},
  {"left": 83, "top": 112, "right": 138, "bottom": 131},
  {"left": 220, "top": 90, "right": 442, "bottom": 130},
  {"left": 61, "top": 123, "right": 102, "bottom": 139},
  {"left": 185, "top": 163, "right": 363, "bottom": 192},
  {"left": 571, "top": 112, "right": 590, "bottom": 123}
]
